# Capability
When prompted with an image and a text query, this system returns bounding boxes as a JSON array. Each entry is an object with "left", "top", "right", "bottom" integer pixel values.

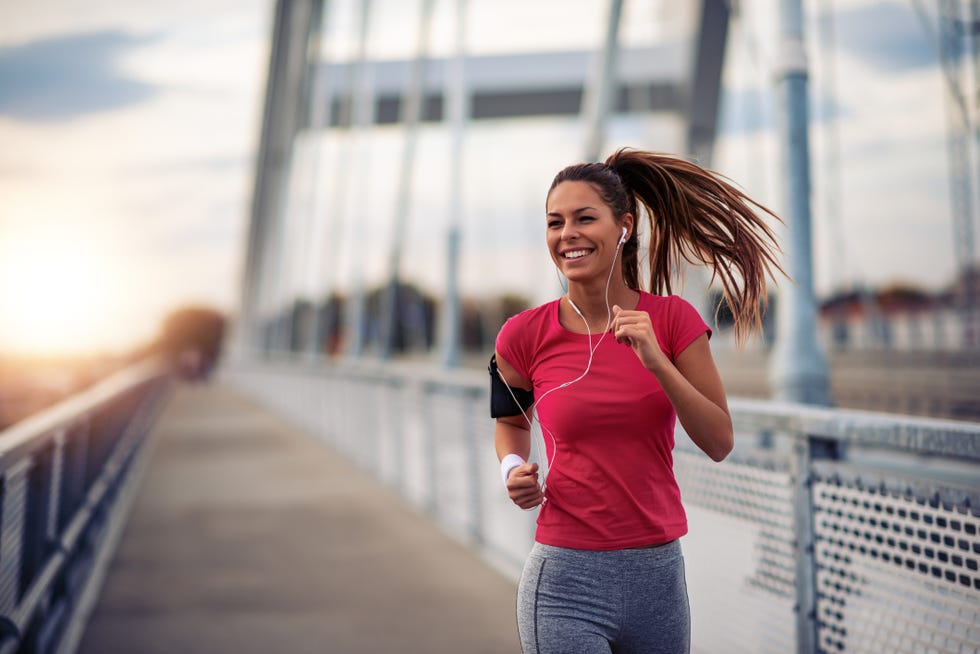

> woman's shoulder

[
  {"left": 503, "top": 298, "right": 557, "bottom": 327},
  {"left": 639, "top": 291, "right": 711, "bottom": 355},
  {"left": 637, "top": 290, "right": 697, "bottom": 312},
  {"left": 636, "top": 289, "right": 677, "bottom": 312},
  {"left": 496, "top": 299, "right": 558, "bottom": 345},
  {"left": 637, "top": 292, "right": 708, "bottom": 331}
]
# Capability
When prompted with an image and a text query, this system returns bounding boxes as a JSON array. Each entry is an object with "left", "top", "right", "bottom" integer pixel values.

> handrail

[
  {"left": 727, "top": 397, "right": 980, "bottom": 461},
  {"left": 0, "top": 357, "right": 172, "bottom": 654},
  {"left": 227, "top": 356, "right": 980, "bottom": 654},
  {"left": 0, "top": 358, "right": 169, "bottom": 472},
  {"left": 238, "top": 356, "right": 980, "bottom": 458}
]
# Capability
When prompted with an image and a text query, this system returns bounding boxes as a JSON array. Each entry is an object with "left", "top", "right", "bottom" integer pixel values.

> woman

[{"left": 491, "top": 148, "right": 782, "bottom": 654}]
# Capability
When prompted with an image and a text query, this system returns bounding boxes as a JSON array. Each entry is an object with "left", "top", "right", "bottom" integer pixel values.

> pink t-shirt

[{"left": 496, "top": 291, "right": 710, "bottom": 550}]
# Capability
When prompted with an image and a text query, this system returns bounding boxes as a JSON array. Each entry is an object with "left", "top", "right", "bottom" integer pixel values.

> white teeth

[{"left": 564, "top": 250, "right": 591, "bottom": 259}]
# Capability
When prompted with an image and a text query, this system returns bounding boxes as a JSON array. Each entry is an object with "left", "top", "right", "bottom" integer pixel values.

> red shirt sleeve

[
  {"left": 495, "top": 313, "right": 532, "bottom": 382},
  {"left": 665, "top": 295, "right": 712, "bottom": 361}
]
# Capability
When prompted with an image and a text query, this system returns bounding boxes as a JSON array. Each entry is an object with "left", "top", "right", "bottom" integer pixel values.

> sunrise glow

[{"left": 0, "top": 226, "right": 122, "bottom": 355}]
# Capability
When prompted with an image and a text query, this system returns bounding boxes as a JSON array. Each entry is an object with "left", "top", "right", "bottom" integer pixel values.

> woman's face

[{"left": 546, "top": 181, "right": 629, "bottom": 285}]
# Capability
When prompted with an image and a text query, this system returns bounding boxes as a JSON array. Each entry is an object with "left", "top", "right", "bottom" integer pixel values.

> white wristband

[{"left": 500, "top": 453, "right": 526, "bottom": 485}]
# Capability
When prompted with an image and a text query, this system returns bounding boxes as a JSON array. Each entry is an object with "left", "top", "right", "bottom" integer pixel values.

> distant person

[{"left": 491, "top": 148, "right": 783, "bottom": 653}]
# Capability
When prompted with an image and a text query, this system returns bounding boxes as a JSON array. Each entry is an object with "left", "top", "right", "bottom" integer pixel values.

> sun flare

[{"left": 0, "top": 228, "right": 120, "bottom": 355}]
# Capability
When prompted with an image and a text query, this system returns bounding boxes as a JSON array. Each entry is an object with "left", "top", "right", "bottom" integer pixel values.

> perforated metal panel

[
  {"left": 674, "top": 449, "right": 797, "bottom": 654},
  {"left": 812, "top": 473, "right": 980, "bottom": 654}
]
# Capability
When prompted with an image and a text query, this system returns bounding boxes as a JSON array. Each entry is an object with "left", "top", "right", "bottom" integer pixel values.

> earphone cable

[{"left": 496, "top": 235, "right": 626, "bottom": 498}]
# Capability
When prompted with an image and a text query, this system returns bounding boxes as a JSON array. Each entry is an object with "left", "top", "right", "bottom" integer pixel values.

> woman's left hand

[{"left": 611, "top": 305, "right": 669, "bottom": 371}]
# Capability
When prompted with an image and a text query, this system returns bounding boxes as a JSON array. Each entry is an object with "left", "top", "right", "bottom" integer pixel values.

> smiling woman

[{"left": 0, "top": 227, "right": 120, "bottom": 355}]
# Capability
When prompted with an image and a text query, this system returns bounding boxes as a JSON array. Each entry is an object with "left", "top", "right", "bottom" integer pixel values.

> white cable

[{"left": 496, "top": 235, "right": 626, "bottom": 496}]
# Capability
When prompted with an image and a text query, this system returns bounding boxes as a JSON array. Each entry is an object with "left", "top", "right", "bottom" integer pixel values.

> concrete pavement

[{"left": 77, "top": 383, "right": 521, "bottom": 654}]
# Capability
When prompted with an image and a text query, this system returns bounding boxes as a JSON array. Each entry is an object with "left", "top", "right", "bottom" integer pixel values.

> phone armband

[{"left": 488, "top": 354, "right": 534, "bottom": 418}]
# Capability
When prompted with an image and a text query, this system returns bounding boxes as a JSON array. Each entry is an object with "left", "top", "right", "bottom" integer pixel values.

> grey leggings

[{"left": 517, "top": 540, "right": 690, "bottom": 654}]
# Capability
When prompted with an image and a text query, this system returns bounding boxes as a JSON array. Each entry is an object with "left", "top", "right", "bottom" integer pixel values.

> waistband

[{"left": 529, "top": 538, "right": 681, "bottom": 563}]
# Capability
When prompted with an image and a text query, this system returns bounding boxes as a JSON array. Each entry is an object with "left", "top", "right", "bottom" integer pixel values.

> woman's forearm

[
  {"left": 648, "top": 337, "right": 734, "bottom": 461},
  {"left": 652, "top": 363, "right": 733, "bottom": 460},
  {"left": 495, "top": 418, "right": 532, "bottom": 461}
]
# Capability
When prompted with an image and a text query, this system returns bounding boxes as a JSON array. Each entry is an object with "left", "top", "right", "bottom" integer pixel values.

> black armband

[{"left": 489, "top": 354, "right": 534, "bottom": 418}]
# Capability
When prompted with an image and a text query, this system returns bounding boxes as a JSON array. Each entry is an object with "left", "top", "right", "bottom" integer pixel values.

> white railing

[{"left": 226, "top": 356, "right": 980, "bottom": 654}]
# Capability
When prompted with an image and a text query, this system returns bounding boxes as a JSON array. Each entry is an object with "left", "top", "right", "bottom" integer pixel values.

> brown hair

[{"left": 548, "top": 148, "right": 784, "bottom": 343}]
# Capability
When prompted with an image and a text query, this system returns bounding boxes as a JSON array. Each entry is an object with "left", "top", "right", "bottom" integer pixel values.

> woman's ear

[{"left": 622, "top": 214, "right": 635, "bottom": 241}]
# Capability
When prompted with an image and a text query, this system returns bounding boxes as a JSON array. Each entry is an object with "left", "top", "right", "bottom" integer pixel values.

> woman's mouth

[{"left": 562, "top": 249, "right": 594, "bottom": 261}]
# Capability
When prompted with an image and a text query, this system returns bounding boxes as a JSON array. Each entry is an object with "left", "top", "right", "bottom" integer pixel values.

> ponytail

[
  {"left": 548, "top": 149, "right": 784, "bottom": 344},
  {"left": 607, "top": 148, "right": 783, "bottom": 344}
]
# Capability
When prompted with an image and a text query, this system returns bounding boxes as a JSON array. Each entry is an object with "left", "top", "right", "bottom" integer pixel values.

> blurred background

[
  {"left": 1, "top": 0, "right": 262, "bottom": 427},
  {"left": 0, "top": 0, "right": 978, "bottom": 422},
  {"left": 1, "top": 1, "right": 979, "bottom": 653},
  {"left": 3, "top": 0, "right": 978, "bottom": 424}
]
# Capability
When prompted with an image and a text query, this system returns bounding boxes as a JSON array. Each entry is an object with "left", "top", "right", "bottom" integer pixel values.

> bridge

[
  {"left": 2, "top": 0, "right": 979, "bottom": 653},
  {"left": 0, "top": 355, "right": 976, "bottom": 653}
]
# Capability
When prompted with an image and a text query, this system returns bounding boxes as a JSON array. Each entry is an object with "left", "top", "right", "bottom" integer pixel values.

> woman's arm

[
  {"left": 493, "top": 352, "right": 545, "bottom": 509},
  {"left": 612, "top": 307, "right": 734, "bottom": 461},
  {"left": 654, "top": 334, "right": 733, "bottom": 461}
]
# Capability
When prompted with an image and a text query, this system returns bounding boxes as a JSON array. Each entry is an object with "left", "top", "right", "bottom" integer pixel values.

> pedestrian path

[{"left": 77, "top": 383, "right": 521, "bottom": 654}]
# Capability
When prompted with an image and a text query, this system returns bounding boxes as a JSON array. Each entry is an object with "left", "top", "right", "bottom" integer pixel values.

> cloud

[
  {"left": 0, "top": 30, "right": 159, "bottom": 121},
  {"left": 828, "top": 1, "right": 937, "bottom": 73}
]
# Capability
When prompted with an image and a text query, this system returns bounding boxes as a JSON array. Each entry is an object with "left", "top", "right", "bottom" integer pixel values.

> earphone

[
  {"left": 568, "top": 225, "right": 628, "bottom": 320},
  {"left": 498, "top": 223, "right": 629, "bottom": 500}
]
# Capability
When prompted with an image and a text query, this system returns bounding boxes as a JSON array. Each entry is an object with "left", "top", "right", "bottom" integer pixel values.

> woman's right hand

[{"left": 506, "top": 462, "right": 544, "bottom": 509}]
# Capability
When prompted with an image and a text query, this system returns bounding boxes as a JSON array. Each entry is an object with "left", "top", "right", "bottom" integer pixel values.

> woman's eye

[{"left": 547, "top": 220, "right": 562, "bottom": 228}]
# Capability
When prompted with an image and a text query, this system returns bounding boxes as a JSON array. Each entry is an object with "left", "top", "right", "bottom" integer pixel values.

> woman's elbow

[
  {"left": 707, "top": 442, "right": 733, "bottom": 462},
  {"left": 683, "top": 411, "right": 734, "bottom": 461},
  {"left": 706, "top": 427, "right": 734, "bottom": 462}
]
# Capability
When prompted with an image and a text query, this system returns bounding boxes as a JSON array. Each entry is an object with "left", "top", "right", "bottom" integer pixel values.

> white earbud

[{"left": 618, "top": 226, "right": 628, "bottom": 247}]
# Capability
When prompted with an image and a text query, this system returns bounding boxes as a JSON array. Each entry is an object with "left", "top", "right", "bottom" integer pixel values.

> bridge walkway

[{"left": 76, "top": 382, "right": 520, "bottom": 654}]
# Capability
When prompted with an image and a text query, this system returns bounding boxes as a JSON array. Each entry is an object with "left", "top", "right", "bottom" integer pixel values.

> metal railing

[
  {"left": 0, "top": 359, "right": 172, "bottom": 654},
  {"left": 227, "top": 356, "right": 980, "bottom": 654}
]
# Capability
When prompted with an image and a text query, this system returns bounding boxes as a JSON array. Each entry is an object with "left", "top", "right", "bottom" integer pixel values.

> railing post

[
  {"left": 21, "top": 447, "right": 52, "bottom": 599},
  {"left": 793, "top": 433, "right": 840, "bottom": 654},
  {"left": 421, "top": 383, "right": 439, "bottom": 516},
  {"left": 48, "top": 433, "right": 65, "bottom": 543},
  {"left": 464, "top": 390, "right": 483, "bottom": 546},
  {"left": 792, "top": 434, "right": 817, "bottom": 654},
  {"left": 392, "top": 379, "right": 406, "bottom": 496}
]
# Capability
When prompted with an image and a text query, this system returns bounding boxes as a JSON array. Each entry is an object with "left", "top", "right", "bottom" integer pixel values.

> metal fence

[
  {"left": 0, "top": 360, "right": 172, "bottom": 654},
  {"left": 227, "top": 357, "right": 980, "bottom": 654}
]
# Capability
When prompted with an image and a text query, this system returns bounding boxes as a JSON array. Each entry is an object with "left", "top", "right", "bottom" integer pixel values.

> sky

[
  {"left": 0, "top": 0, "right": 972, "bottom": 355},
  {"left": 714, "top": 0, "right": 968, "bottom": 299},
  {"left": 0, "top": 0, "right": 271, "bottom": 355}
]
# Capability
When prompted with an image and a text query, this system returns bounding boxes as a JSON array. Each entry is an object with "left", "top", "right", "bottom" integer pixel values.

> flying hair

[
  {"left": 548, "top": 149, "right": 785, "bottom": 345},
  {"left": 501, "top": 149, "right": 784, "bottom": 495}
]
